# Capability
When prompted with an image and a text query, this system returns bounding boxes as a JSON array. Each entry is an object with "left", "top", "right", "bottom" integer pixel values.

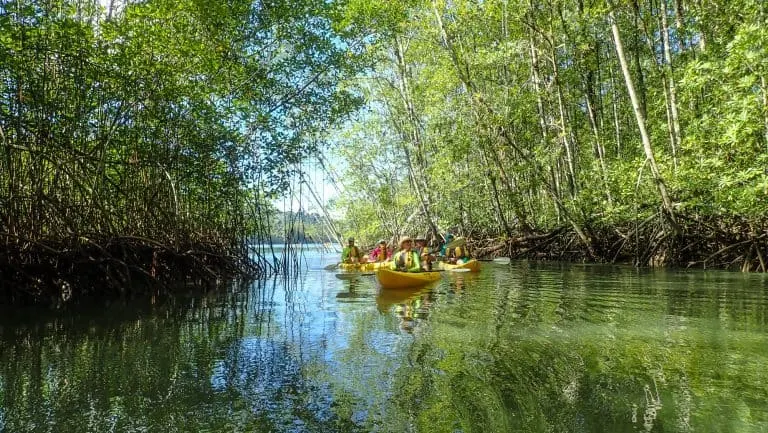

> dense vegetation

[
  {"left": 3, "top": 0, "right": 768, "bottom": 305},
  {"left": 333, "top": 0, "right": 768, "bottom": 271},
  {"left": 0, "top": 0, "right": 365, "bottom": 303}
]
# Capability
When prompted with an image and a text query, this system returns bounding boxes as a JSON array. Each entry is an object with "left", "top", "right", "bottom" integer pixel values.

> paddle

[
  {"left": 324, "top": 263, "right": 339, "bottom": 270},
  {"left": 478, "top": 257, "right": 511, "bottom": 264},
  {"left": 335, "top": 272, "right": 374, "bottom": 280}
]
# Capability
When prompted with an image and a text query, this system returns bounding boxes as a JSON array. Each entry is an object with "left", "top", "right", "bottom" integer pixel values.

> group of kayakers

[{"left": 341, "top": 234, "right": 470, "bottom": 272}]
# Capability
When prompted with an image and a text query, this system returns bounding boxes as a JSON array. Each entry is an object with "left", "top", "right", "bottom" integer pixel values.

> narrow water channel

[{"left": 2, "top": 247, "right": 767, "bottom": 432}]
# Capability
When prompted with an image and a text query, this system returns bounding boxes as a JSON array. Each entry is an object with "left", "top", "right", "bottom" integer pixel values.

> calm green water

[{"left": 2, "top": 250, "right": 768, "bottom": 432}]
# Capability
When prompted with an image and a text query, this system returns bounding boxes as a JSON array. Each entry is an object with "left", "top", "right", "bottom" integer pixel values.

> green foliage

[
  {"left": 329, "top": 0, "right": 768, "bottom": 238},
  {"left": 0, "top": 0, "right": 369, "bottom": 248}
]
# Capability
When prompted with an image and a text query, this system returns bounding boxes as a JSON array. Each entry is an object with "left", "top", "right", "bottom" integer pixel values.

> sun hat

[{"left": 399, "top": 236, "right": 413, "bottom": 248}]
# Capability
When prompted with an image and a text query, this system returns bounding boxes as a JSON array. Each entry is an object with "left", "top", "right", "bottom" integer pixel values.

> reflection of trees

[
  {"left": 379, "top": 264, "right": 768, "bottom": 432},
  {"left": 2, "top": 265, "right": 768, "bottom": 432},
  {"left": 0, "top": 278, "right": 364, "bottom": 432}
]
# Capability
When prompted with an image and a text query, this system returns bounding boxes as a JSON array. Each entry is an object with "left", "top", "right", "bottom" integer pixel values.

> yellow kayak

[
  {"left": 376, "top": 268, "right": 441, "bottom": 290},
  {"left": 367, "top": 261, "right": 391, "bottom": 271},
  {"left": 338, "top": 263, "right": 360, "bottom": 271},
  {"left": 436, "top": 259, "right": 481, "bottom": 272},
  {"left": 339, "top": 262, "right": 390, "bottom": 271}
]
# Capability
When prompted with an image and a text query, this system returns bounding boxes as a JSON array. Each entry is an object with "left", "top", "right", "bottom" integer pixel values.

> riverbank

[
  {"left": 472, "top": 214, "right": 768, "bottom": 272},
  {"left": 0, "top": 234, "right": 258, "bottom": 306}
]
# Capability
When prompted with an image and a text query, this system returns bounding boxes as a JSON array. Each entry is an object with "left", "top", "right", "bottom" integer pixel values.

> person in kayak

[
  {"left": 341, "top": 237, "right": 363, "bottom": 264},
  {"left": 370, "top": 239, "right": 391, "bottom": 262},
  {"left": 391, "top": 236, "right": 422, "bottom": 272},
  {"left": 442, "top": 235, "right": 470, "bottom": 264},
  {"left": 414, "top": 237, "right": 433, "bottom": 271},
  {"left": 439, "top": 233, "right": 454, "bottom": 257}
]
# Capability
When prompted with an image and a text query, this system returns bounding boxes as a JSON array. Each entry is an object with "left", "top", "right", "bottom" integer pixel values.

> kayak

[
  {"left": 338, "top": 262, "right": 364, "bottom": 271},
  {"left": 339, "top": 262, "right": 390, "bottom": 271},
  {"left": 366, "top": 261, "right": 391, "bottom": 271},
  {"left": 436, "top": 259, "right": 481, "bottom": 272},
  {"left": 376, "top": 268, "right": 441, "bottom": 290}
]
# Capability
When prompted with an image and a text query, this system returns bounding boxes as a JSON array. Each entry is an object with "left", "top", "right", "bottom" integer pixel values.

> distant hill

[{"left": 268, "top": 210, "right": 337, "bottom": 244}]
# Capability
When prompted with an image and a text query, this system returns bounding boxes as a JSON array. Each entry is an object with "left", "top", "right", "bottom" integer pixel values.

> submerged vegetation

[
  {"left": 333, "top": 0, "right": 768, "bottom": 271},
  {"left": 0, "top": 0, "right": 365, "bottom": 304}
]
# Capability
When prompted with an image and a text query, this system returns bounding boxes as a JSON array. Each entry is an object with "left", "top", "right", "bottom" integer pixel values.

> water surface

[{"left": 1, "top": 249, "right": 768, "bottom": 432}]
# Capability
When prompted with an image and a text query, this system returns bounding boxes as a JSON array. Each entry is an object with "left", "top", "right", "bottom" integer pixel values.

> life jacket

[
  {"left": 448, "top": 245, "right": 467, "bottom": 258},
  {"left": 395, "top": 250, "right": 418, "bottom": 269},
  {"left": 349, "top": 246, "right": 360, "bottom": 258},
  {"left": 377, "top": 246, "right": 389, "bottom": 261}
]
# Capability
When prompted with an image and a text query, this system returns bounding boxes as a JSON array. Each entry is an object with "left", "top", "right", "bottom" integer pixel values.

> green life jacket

[{"left": 394, "top": 250, "right": 419, "bottom": 270}]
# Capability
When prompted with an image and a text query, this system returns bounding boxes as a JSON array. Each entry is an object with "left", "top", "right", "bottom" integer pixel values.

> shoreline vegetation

[
  {"left": 0, "top": 0, "right": 365, "bottom": 305},
  {"left": 330, "top": 1, "right": 768, "bottom": 276},
  {"left": 471, "top": 214, "right": 767, "bottom": 271},
  {"left": 5, "top": 0, "right": 768, "bottom": 305},
  {"left": 2, "top": 234, "right": 258, "bottom": 306}
]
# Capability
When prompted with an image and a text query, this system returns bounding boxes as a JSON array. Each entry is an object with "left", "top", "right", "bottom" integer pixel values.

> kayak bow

[
  {"left": 376, "top": 268, "right": 441, "bottom": 290},
  {"left": 436, "top": 259, "right": 481, "bottom": 272}
]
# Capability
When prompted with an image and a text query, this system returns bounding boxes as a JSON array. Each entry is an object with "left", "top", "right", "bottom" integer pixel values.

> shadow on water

[{"left": 2, "top": 254, "right": 768, "bottom": 432}]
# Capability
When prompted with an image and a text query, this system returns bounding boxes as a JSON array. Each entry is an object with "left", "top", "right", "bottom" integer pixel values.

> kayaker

[
  {"left": 370, "top": 239, "right": 391, "bottom": 262},
  {"left": 414, "top": 237, "right": 433, "bottom": 271},
  {"left": 391, "top": 236, "right": 421, "bottom": 272},
  {"left": 439, "top": 233, "right": 454, "bottom": 257},
  {"left": 341, "top": 237, "right": 363, "bottom": 264},
  {"left": 445, "top": 237, "right": 470, "bottom": 264}
]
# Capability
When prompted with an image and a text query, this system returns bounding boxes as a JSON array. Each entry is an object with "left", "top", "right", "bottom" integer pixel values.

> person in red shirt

[{"left": 370, "top": 239, "right": 391, "bottom": 262}]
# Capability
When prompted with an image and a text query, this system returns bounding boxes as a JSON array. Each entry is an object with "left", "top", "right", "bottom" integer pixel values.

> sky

[{"left": 272, "top": 156, "right": 344, "bottom": 220}]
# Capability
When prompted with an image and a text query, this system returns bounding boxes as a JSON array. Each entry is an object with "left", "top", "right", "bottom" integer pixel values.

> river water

[{"left": 1, "top": 246, "right": 768, "bottom": 432}]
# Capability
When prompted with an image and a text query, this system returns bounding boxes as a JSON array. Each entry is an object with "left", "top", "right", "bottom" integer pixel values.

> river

[{"left": 1, "top": 246, "right": 767, "bottom": 432}]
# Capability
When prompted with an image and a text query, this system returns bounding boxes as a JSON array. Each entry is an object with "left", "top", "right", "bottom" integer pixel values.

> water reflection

[
  {"left": 376, "top": 286, "right": 436, "bottom": 334},
  {"left": 335, "top": 280, "right": 374, "bottom": 302},
  {"left": 1, "top": 255, "right": 768, "bottom": 432}
]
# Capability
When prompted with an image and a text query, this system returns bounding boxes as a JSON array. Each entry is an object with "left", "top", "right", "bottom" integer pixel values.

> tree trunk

[
  {"left": 551, "top": 40, "right": 578, "bottom": 197},
  {"left": 695, "top": 0, "right": 706, "bottom": 51},
  {"left": 631, "top": 0, "right": 648, "bottom": 118},
  {"left": 392, "top": 37, "right": 441, "bottom": 241},
  {"left": 584, "top": 74, "right": 613, "bottom": 205},
  {"left": 762, "top": 76, "right": 768, "bottom": 150},
  {"left": 530, "top": 37, "right": 551, "bottom": 153},
  {"left": 661, "top": 0, "right": 682, "bottom": 170},
  {"left": 608, "top": 61, "right": 623, "bottom": 156},
  {"left": 481, "top": 148, "right": 514, "bottom": 238},
  {"left": 609, "top": 10, "right": 677, "bottom": 225},
  {"left": 673, "top": 0, "right": 685, "bottom": 49}
]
